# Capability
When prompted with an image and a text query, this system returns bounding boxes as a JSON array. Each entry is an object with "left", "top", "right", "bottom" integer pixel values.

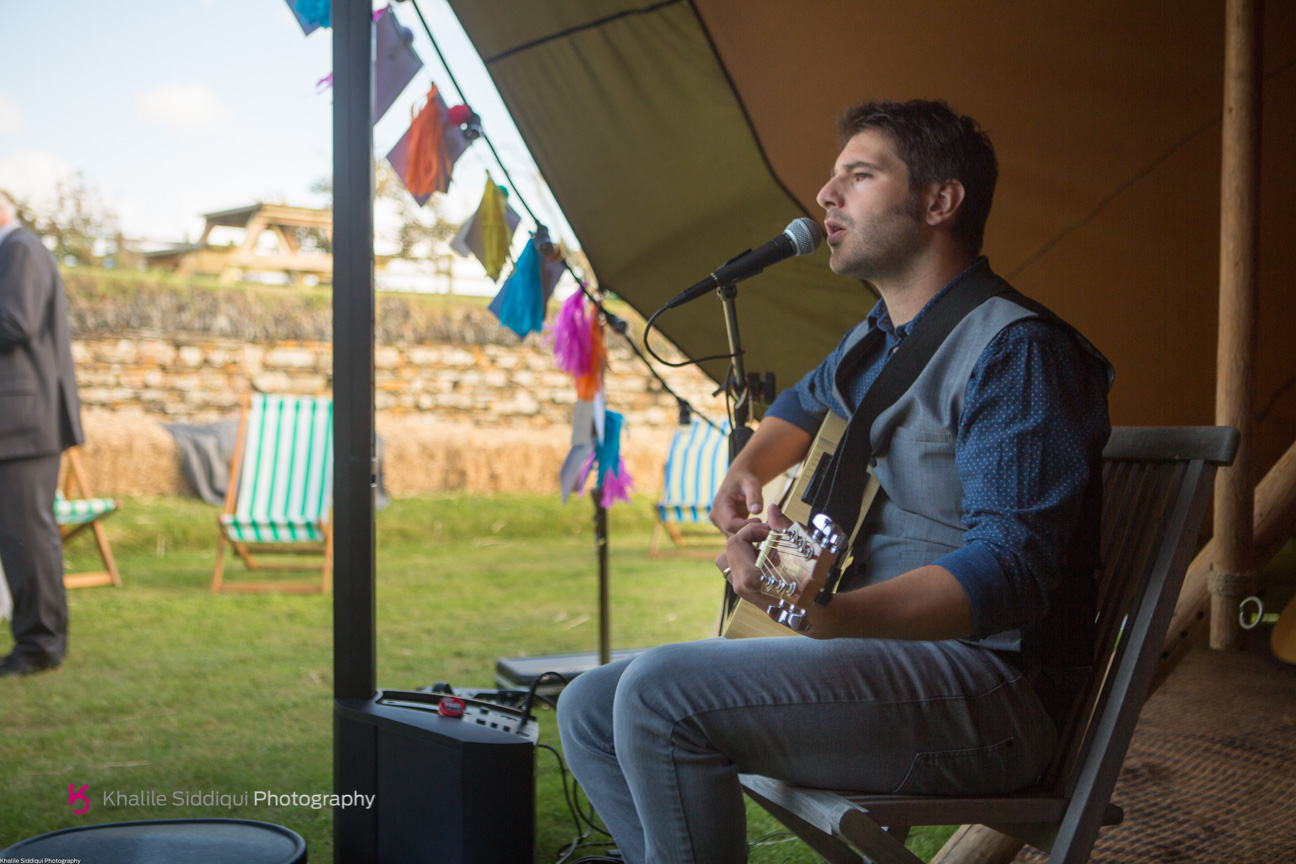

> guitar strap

[{"left": 810, "top": 271, "right": 1016, "bottom": 539}]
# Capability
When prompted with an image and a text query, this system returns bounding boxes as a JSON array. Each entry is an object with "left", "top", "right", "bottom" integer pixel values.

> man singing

[{"left": 558, "top": 99, "right": 1112, "bottom": 864}]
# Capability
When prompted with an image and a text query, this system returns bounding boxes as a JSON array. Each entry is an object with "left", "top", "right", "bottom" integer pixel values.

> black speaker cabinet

[{"left": 335, "top": 690, "right": 535, "bottom": 863}]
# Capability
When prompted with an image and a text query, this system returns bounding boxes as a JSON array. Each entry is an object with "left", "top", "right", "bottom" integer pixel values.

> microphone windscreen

[{"left": 784, "top": 217, "right": 825, "bottom": 256}]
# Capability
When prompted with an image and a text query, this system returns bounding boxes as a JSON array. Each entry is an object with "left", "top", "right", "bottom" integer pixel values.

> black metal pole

[
  {"left": 331, "top": 1, "right": 378, "bottom": 860},
  {"left": 332, "top": 0, "right": 376, "bottom": 706},
  {"left": 719, "top": 284, "right": 754, "bottom": 459},
  {"left": 333, "top": 3, "right": 377, "bottom": 859},
  {"left": 594, "top": 491, "right": 610, "bottom": 666}
]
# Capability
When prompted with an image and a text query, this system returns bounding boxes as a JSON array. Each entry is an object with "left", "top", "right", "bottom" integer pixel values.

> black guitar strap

[{"left": 810, "top": 271, "right": 1015, "bottom": 537}]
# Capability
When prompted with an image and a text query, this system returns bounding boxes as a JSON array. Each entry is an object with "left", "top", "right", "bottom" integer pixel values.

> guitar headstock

[{"left": 752, "top": 513, "right": 847, "bottom": 632}]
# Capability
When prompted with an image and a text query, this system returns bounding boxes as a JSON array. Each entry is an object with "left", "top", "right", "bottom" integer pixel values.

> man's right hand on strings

[{"left": 708, "top": 416, "right": 814, "bottom": 537}]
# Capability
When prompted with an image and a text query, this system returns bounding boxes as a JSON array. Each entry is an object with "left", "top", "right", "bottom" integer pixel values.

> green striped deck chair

[
  {"left": 58, "top": 447, "right": 123, "bottom": 589},
  {"left": 212, "top": 393, "right": 334, "bottom": 593},
  {"left": 650, "top": 420, "right": 730, "bottom": 557}
]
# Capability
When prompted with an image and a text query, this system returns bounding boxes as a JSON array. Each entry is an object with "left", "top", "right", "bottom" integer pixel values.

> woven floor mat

[{"left": 1016, "top": 643, "right": 1296, "bottom": 863}]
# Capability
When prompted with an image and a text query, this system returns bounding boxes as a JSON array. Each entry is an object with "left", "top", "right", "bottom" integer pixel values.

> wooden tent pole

[
  {"left": 1211, "top": 0, "right": 1263, "bottom": 649},
  {"left": 1158, "top": 434, "right": 1296, "bottom": 688}
]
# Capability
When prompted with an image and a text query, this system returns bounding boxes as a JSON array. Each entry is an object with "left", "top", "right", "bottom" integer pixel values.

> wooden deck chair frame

[
  {"left": 738, "top": 426, "right": 1239, "bottom": 864},
  {"left": 211, "top": 393, "right": 334, "bottom": 594},
  {"left": 650, "top": 420, "right": 730, "bottom": 558},
  {"left": 59, "top": 447, "right": 122, "bottom": 589}
]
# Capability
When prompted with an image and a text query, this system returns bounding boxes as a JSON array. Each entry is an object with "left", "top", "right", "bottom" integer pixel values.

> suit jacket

[{"left": 0, "top": 226, "right": 84, "bottom": 460}]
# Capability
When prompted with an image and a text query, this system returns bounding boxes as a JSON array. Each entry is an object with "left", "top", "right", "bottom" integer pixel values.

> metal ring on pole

[{"left": 1239, "top": 594, "right": 1264, "bottom": 629}]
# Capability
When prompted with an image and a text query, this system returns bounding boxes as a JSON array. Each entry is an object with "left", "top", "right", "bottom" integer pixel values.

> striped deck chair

[
  {"left": 650, "top": 420, "right": 730, "bottom": 557},
  {"left": 212, "top": 393, "right": 334, "bottom": 593},
  {"left": 58, "top": 447, "right": 122, "bottom": 589}
]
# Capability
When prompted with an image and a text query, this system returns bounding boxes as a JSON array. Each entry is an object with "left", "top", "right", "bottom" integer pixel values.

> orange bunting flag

[
  {"left": 575, "top": 312, "right": 606, "bottom": 401},
  {"left": 406, "top": 84, "right": 454, "bottom": 197}
]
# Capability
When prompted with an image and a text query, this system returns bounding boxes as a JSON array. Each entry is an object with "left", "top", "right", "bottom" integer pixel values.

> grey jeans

[{"left": 557, "top": 636, "right": 1056, "bottom": 864}]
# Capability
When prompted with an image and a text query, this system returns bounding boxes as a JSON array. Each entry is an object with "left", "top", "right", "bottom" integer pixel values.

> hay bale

[
  {"left": 75, "top": 409, "right": 189, "bottom": 497},
  {"left": 377, "top": 414, "right": 674, "bottom": 497},
  {"left": 71, "top": 410, "right": 680, "bottom": 499}
]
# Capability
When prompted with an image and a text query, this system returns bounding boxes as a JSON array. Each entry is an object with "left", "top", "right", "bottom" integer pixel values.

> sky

[{"left": 0, "top": 0, "right": 575, "bottom": 276}]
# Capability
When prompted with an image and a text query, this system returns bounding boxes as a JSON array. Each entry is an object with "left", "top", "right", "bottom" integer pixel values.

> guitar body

[{"left": 721, "top": 412, "right": 879, "bottom": 639}]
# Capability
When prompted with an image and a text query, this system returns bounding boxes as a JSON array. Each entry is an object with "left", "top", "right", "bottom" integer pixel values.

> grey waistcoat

[{"left": 834, "top": 294, "right": 1041, "bottom": 651}]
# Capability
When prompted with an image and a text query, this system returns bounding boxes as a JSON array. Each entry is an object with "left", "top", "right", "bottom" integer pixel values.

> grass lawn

[{"left": 0, "top": 493, "right": 955, "bottom": 862}]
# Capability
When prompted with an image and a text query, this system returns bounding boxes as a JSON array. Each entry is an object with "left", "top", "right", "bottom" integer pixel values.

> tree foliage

[
  {"left": 311, "top": 163, "right": 459, "bottom": 259},
  {"left": 25, "top": 172, "right": 120, "bottom": 266}
]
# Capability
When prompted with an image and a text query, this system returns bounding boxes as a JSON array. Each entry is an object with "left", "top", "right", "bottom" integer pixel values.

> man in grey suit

[{"left": 0, "top": 191, "right": 84, "bottom": 677}]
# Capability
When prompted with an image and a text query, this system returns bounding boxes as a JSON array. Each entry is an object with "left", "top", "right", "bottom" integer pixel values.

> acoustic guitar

[{"left": 720, "top": 412, "right": 882, "bottom": 639}]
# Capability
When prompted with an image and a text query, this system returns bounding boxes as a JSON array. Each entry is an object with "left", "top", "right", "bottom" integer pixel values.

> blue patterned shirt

[{"left": 767, "top": 259, "right": 1114, "bottom": 645}]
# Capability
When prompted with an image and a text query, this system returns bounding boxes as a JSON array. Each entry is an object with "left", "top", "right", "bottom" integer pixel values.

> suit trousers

[
  {"left": 0, "top": 453, "right": 66, "bottom": 663},
  {"left": 557, "top": 636, "right": 1057, "bottom": 864}
]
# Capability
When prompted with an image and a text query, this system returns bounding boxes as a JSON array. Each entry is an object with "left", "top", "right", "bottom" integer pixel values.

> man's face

[{"left": 816, "top": 130, "right": 927, "bottom": 282}]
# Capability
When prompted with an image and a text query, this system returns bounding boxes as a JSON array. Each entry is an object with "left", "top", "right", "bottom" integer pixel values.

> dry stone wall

[
  {"left": 71, "top": 333, "right": 723, "bottom": 430},
  {"left": 65, "top": 275, "right": 728, "bottom": 496}
]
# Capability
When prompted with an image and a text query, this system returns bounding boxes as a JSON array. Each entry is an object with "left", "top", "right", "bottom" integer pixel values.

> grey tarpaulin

[{"left": 164, "top": 421, "right": 389, "bottom": 511}]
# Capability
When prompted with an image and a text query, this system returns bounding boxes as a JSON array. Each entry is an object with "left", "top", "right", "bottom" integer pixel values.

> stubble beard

[{"left": 829, "top": 192, "right": 926, "bottom": 284}]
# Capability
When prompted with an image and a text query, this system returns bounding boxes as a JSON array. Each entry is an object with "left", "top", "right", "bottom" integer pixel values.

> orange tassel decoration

[
  {"left": 575, "top": 312, "right": 606, "bottom": 401},
  {"left": 406, "top": 85, "right": 453, "bottom": 196}
]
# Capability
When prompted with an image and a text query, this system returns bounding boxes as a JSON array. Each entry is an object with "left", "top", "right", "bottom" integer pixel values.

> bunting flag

[
  {"left": 560, "top": 398, "right": 600, "bottom": 504},
  {"left": 288, "top": 0, "right": 328, "bottom": 35},
  {"left": 550, "top": 290, "right": 592, "bottom": 376},
  {"left": 386, "top": 90, "right": 472, "bottom": 204},
  {"left": 404, "top": 85, "right": 458, "bottom": 197},
  {"left": 489, "top": 235, "right": 547, "bottom": 338},
  {"left": 450, "top": 184, "right": 520, "bottom": 264},
  {"left": 578, "top": 410, "right": 634, "bottom": 508},
  {"left": 460, "top": 173, "right": 512, "bottom": 280},
  {"left": 374, "top": 6, "right": 423, "bottom": 124},
  {"left": 574, "top": 310, "right": 606, "bottom": 401},
  {"left": 540, "top": 242, "right": 566, "bottom": 299}
]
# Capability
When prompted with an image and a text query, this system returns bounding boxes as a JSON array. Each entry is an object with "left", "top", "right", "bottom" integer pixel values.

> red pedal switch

[{"left": 438, "top": 696, "right": 466, "bottom": 718}]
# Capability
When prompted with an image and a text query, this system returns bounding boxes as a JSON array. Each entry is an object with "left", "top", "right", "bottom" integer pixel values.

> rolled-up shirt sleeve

[{"left": 932, "top": 319, "right": 1112, "bottom": 639}]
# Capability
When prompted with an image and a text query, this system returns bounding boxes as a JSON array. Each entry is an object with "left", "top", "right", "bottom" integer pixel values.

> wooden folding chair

[
  {"left": 211, "top": 393, "right": 334, "bottom": 593},
  {"left": 650, "top": 419, "right": 730, "bottom": 557},
  {"left": 58, "top": 447, "right": 122, "bottom": 589},
  {"left": 739, "top": 425, "right": 1239, "bottom": 864}
]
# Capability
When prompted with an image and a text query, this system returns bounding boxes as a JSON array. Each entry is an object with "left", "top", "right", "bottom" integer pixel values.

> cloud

[
  {"left": 0, "top": 92, "right": 22, "bottom": 135},
  {"left": 133, "top": 82, "right": 234, "bottom": 131},
  {"left": 0, "top": 149, "right": 73, "bottom": 207}
]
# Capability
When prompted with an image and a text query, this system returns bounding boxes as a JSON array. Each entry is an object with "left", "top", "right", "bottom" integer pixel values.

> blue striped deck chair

[
  {"left": 212, "top": 393, "right": 334, "bottom": 593},
  {"left": 57, "top": 447, "right": 122, "bottom": 589},
  {"left": 650, "top": 420, "right": 730, "bottom": 557}
]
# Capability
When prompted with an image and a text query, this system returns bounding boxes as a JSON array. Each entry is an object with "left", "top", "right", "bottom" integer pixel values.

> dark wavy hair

[{"left": 838, "top": 99, "right": 997, "bottom": 255}]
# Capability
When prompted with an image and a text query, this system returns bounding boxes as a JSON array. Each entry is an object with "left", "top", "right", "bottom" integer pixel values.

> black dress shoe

[{"left": 0, "top": 652, "right": 61, "bottom": 678}]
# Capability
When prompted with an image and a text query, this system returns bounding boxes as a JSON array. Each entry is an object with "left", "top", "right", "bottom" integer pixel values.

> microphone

[{"left": 662, "top": 218, "right": 825, "bottom": 310}]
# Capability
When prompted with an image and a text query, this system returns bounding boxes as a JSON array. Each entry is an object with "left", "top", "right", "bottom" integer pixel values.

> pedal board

[{"left": 370, "top": 686, "right": 540, "bottom": 744}]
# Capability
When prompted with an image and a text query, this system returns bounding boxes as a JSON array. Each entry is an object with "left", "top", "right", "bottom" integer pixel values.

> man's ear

[{"left": 925, "top": 179, "right": 965, "bottom": 228}]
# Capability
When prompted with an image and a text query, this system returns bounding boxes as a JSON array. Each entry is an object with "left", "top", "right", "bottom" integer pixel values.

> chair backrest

[
  {"left": 235, "top": 394, "right": 334, "bottom": 524},
  {"left": 657, "top": 420, "right": 730, "bottom": 523},
  {"left": 1044, "top": 426, "right": 1237, "bottom": 859}
]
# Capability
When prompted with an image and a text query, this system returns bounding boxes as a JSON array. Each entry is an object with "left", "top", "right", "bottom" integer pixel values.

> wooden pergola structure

[{"left": 143, "top": 203, "right": 333, "bottom": 284}]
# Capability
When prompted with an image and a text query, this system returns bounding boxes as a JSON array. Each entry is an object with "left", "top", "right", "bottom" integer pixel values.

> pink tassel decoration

[
  {"left": 549, "top": 291, "right": 592, "bottom": 376},
  {"left": 599, "top": 457, "right": 635, "bottom": 508}
]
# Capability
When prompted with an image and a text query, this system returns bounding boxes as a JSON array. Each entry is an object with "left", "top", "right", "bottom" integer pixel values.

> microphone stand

[
  {"left": 719, "top": 282, "right": 755, "bottom": 460},
  {"left": 718, "top": 281, "right": 756, "bottom": 626}
]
